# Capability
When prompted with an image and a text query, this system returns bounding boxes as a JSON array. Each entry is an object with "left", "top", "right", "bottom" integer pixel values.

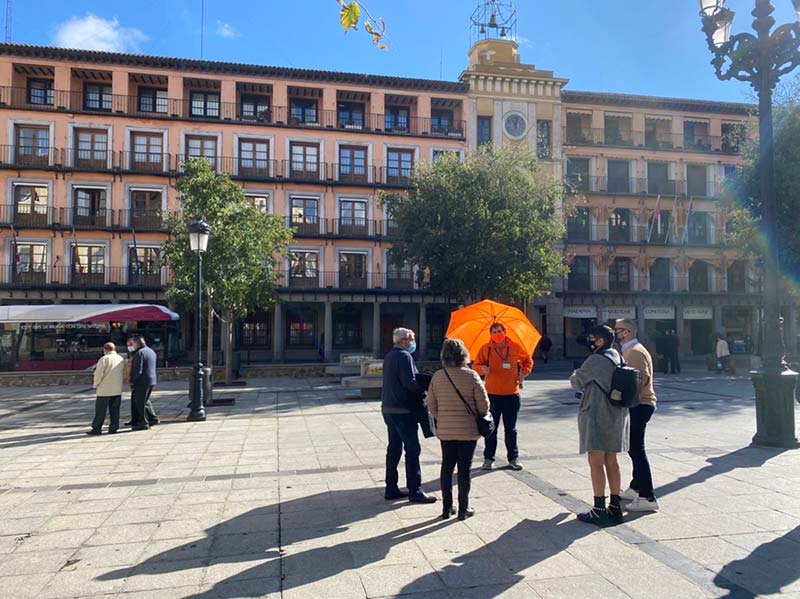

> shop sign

[
  {"left": 602, "top": 306, "right": 636, "bottom": 320},
  {"left": 563, "top": 306, "right": 598, "bottom": 319},
  {"left": 27, "top": 323, "right": 109, "bottom": 331},
  {"left": 683, "top": 306, "right": 713, "bottom": 320},
  {"left": 643, "top": 306, "right": 675, "bottom": 319}
]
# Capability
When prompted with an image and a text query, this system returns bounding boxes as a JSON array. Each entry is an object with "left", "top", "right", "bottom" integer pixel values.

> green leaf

[{"left": 340, "top": 2, "right": 361, "bottom": 31}]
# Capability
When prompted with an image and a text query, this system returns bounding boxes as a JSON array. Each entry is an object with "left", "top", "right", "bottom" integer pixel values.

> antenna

[
  {"left": 4, "top": 0, "right": 11, "bottom": 43},
  {"left": 200, "top": 0, "right": 204, "bottom": 58}
]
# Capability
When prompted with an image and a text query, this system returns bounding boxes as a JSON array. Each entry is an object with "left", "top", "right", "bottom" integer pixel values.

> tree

[
  {"left": 337, "top": 0, "right": 388, "bottom": 49},
  {"left": 162, "top": 159, "right": 292, "bottom": 383},
  {"left": 380, "top": 147, "right": 567, "bottom": 303},
  {"left": 725, "top": 81, "right": 800, "bottom": 284}
]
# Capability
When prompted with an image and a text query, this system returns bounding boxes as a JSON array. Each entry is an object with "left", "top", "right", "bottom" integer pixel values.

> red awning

[{"left": 0, "top": 304, "right": 179, "bottom": 323}]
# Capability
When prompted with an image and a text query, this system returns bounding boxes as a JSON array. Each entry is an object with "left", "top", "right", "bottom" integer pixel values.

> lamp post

[
  {"left": 698, "top": 0, "right": 800, "bottom": 447},
  {"left": 187, "top": 217, "right": 211, "bottom": 422}
]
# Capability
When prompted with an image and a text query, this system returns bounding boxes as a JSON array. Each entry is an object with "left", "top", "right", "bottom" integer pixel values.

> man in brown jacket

[{"left": 614, "top": 319, "right": 659, "bottom": 512}]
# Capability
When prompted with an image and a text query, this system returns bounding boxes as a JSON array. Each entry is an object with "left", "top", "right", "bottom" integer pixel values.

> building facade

[
  {"left": 460, "top": 38, "right": 779, "bottom": 361},
  {"left": 0, "top": 39, "right": 784, "bottom": 369},
  {"left": 0, "top": 44, "right": 467, "bottom": 369}
]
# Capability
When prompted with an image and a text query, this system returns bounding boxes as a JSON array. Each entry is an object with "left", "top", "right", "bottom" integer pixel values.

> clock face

[{"left": 504, "top": 113, "right": 526, "bottom": 138}]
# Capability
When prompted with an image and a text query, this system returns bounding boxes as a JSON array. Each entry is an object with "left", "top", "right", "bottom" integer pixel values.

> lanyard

[{"left": 492, "top": 344, "right": 510, "bottom": 362}]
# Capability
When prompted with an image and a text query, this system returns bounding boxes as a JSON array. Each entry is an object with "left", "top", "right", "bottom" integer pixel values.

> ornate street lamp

[
  {"left": 187, "top": 217, "right": 211, "bottom": 422},
  {"left": 698, "top": 0, "right": 800, "bottom": 447}
]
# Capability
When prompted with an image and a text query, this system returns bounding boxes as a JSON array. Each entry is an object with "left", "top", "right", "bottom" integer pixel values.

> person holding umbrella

[{"left": 473, "top": 322, "right": 533, "bottom": 471}]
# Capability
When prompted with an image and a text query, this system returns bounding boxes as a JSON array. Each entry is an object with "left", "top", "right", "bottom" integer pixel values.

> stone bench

[
  {"left": 325, "top": 353, "right": 377, "bottom": 376},
  {"left": 341, "top": 359, "right": 384, "bottom": 399}
]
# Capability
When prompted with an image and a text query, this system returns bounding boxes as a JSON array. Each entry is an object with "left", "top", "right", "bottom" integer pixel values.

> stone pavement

[{"left": 0, "top": 364, "right": 799, "bottom": 598}]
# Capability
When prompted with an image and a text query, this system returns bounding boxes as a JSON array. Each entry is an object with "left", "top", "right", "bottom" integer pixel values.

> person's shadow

[
  {"left": 396, "top": 513, "right": 593, "bottom": 598},
  {"left": 656, "top": 446, "right": 790, "bottom": 499},
  {"left": 98, "top": 487, "right": 455, "bottom": 597},
  {"left": 713, "top": 526, "right": 800, "bottom": 598}
]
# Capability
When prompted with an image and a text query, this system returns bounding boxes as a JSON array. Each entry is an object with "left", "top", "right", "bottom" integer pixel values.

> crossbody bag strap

[{"left": 443, "top": 368, "right": 475, "bottom": 416}]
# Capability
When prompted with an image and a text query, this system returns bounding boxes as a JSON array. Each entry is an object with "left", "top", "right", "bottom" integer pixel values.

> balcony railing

[
  {"left": 124, "top": 209, "right": 167, "bottom": 231},
  {"left": 563, "top": 126, "right": 738, "bottom": 154},
  {"left": 565, "top": 223, "right": 721, "bottom": 246},
  {"left": 0, "top": 86, "right": 466, "bottom": 139},
  {"left": 381, "top": 166, "right": 413, "bottom": 187},
  {"left": 565, "top": 176, "right": 720, "bottom": 198},
  {"left": 563, "top": 274, "right": 739, "bottom": 293},
  {"left": 0, "top": 146, "right": 413, "bottom": 188},
  {"left": 277, "top": 270, "right": 416, "bottom": 290},
  {"left": 119, "top": 151, "right": 173, "bottom": 174},
  {"left": 0, "top": 265, "right": 171, "bottom": 287},
  {"left": 331, "top": 163, "right": 377, "bottom": 184}
]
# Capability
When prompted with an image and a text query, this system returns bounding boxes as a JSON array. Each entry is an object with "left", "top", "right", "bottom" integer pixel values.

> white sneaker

[
  {"left": 626, "top": 496, "right": 659, "bottom": 512},
  {"left": 482, "top": 459, "right": 493, "bottom": 470},
  {"left": 620, "top": 487, "right": 638, "bottom": 501}
]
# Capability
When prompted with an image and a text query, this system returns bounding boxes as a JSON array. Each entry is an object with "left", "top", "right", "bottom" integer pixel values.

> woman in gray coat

[{"left": 570, "top": 324, "right": 629, "bottom": 527}]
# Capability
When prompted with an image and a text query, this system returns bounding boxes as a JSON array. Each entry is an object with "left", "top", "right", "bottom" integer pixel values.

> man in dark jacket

[
  {"left": 381, "top": 327, "right": 436, "bottom": 504},
  {"left": 130, "top": 336, "right": 159, "bottom": 431}
]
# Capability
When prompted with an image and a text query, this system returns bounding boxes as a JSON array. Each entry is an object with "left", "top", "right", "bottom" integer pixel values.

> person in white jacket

[{"left": 88, "top": 342, "right": 126, "bottom": 435}]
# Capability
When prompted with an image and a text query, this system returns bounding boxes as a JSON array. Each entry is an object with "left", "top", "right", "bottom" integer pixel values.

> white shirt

[
  {"left": 716, "top": 339, "right": 731, "bottom": 359},
  {"left": 621, "top": 338, "right": 639, "bottom": 353}
]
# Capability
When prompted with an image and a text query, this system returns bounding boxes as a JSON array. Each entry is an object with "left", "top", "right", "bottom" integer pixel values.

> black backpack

[{"left": 599, "top": 350, "right": 641, "bottom": 408}]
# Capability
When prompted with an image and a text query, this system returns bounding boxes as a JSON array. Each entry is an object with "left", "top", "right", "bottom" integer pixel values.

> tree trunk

[{"left": 223, "top": 310, "right": 234, "bottom": 385}]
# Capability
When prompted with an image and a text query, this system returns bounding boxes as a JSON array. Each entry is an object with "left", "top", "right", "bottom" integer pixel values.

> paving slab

[{"left": 0, "top": 372, "right": 797, "bottom": 597}]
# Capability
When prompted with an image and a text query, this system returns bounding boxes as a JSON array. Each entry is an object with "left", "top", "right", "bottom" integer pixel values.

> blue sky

[{"left": 10, "top": 0, "right": 800, "bottom": 103}]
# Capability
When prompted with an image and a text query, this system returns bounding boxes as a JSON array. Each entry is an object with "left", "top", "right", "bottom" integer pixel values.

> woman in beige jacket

[{"left": 428, "top": 338, "right": 490, "bottom": 520}]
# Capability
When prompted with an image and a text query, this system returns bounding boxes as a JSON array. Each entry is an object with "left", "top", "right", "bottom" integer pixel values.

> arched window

[
  {"left": 649, "top": 258, "right": 671, "bottom": 292},
  {"left": 608, "top": 208, "right": 630, "bottom": 242},
  {"left": 609, "top": 257, "right": 632, "bottom": 291},
  {"left": 689, "top": 260, "right": 711, "bottom": 292},
  {"left": 727, "top": 260, "right": 747, "bottom": 292}
]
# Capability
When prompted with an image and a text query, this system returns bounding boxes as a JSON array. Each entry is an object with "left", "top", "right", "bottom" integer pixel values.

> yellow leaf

[{"left": 340, "top": 2, "right": 361, "bottom": 31}]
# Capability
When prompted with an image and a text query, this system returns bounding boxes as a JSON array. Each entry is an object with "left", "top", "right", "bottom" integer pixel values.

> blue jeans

[
  {"left": 483, "top": 394, "right": 520, "bottom": 462},
  {"left": 629, "top": 404, "right": 656, "bottom": 498},
  {"left": 383, "top": 413, "right": 422, "bottom": 495}
]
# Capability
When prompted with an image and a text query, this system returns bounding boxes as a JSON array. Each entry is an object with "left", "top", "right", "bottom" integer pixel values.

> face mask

[
  {"left": 407, "top": 341, "right": 417, "bottom": 354},
  {"left": 127, "top": 345, "right": 135, "bottom": 353},
  {"left": 491, "top": 332, "right": 506, "bottom": 344},
  {"left": 588, "top": 342, "right": 598, "bottom": 352}
]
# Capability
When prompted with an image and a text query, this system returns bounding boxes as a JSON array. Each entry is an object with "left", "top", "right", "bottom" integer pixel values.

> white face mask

[{"left": 127, "top": 345, "right": 135, "bottom": 353}]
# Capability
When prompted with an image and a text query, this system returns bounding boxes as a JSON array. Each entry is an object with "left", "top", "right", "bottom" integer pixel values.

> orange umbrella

[{"left": 446, "top": 299, "right": 541, "bottom": 361}]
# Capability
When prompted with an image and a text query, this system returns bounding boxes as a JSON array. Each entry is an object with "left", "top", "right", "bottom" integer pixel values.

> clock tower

[
  {"left": 460, "top": 38, "right": 568, "bottom": 176},
  {"left": 460, "top": 33, "right": 569, "bottom": 354}
]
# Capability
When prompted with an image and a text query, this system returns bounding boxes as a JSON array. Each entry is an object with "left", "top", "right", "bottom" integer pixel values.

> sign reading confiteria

[
  {"left": 563, "top": 306, "right": 598, "bottom": 319},
  {"left": 643, "top": 306, "right": 675, "bottom": 319},
  {"left": 683, "top": 306, "right": 713, "bottom": 320},
  {"left": 602, "top": 307, "right": 636, "bottom": 320}
]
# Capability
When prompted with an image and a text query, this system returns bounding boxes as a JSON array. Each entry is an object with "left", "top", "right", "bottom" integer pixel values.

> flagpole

[
  {"left": 682, "top": 196, "right": 694, "bottom": 245},
  {"left": 669, "top": 194, "right": 680, "bottom": 244},
  {"left": 647, "top": 194, "right": 661, "bottom": 243}
]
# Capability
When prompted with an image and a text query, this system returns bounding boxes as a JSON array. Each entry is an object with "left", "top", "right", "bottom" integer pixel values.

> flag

[
  {"left": 647, "top": 195, "right": 661, "bottom": 243},
  {"left": 10, "top": 224, "right": 19, "bottom": 271},
  {"left": 131, "top": 227, "right": 141, "bottom": 282},
  {"left": 682, "top": 198, "right": 694, "bottom": 245}
]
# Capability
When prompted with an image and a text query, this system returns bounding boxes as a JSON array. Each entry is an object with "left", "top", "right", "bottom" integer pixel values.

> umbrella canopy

[{"left": 446, "top": 299, "right": 541, "bottom": 361}]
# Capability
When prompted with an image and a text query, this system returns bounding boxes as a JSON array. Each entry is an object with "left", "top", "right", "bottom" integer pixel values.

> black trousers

[
  {"left": 91, "top": 395, "right": 121, "bottom": 433},
  {"left": 440, "top": 439, "right": 477, "bottom": 513},
  {"left": 383, "top": 413, "right": 422, "bottom": 495},
  {"left": 131, "top": 386, "right": 157, "bottom": 427},
  {"left": 629, "top": 404, "right": 656, "bottom": 498},
  {"left": 483, "top": 394, "right": 520, "bottom": 462}
]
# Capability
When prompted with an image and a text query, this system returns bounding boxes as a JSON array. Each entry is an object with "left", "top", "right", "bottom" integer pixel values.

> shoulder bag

[{"left": 443, "top": 368, "right": 496, "bottom": 440}]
